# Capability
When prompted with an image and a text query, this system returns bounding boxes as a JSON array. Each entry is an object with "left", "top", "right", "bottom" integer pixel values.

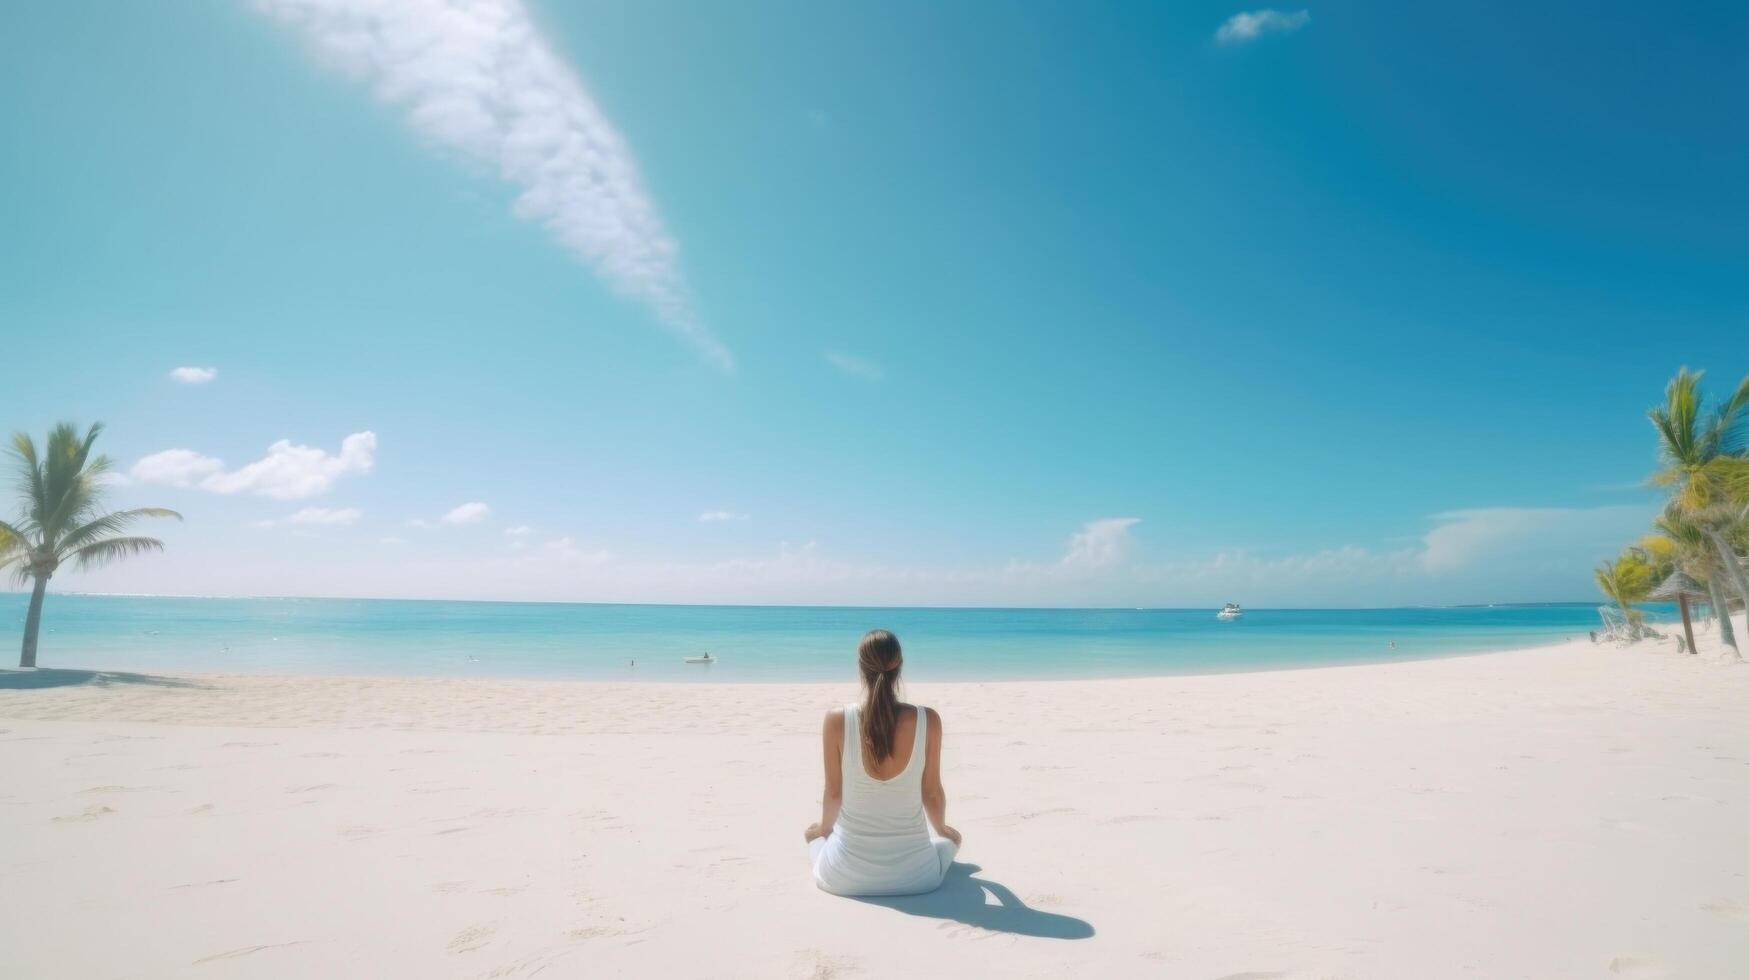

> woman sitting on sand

[{"left": 804, "top": 629, "right": 961, "bottom": 896}]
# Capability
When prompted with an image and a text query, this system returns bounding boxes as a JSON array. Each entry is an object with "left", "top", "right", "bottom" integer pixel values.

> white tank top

[{"left": 811, "top": 702, "right": 943, "bottom": 896}]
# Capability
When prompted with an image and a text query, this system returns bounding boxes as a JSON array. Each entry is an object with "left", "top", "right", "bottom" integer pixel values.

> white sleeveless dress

[{"left": 808, "top": 702, "right": 957, "bottom": 896}]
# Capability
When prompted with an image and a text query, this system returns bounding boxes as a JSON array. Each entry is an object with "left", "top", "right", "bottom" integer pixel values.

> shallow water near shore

[{"left": 0, "top": 594, "right": 1647, "bottom": 682}]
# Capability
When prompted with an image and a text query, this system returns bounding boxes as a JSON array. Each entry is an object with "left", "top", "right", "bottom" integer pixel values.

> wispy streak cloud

[
  {"left": 1216, "top": 9, "right": 1311, "bottom": 45},
  {"left": 255, "top": 0, "right": 731, "bottom": 368}
]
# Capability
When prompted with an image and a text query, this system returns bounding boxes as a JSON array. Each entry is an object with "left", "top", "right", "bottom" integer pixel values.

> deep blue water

[{"left": 0, "top": 593, "right": 1638, "bottom": 682}]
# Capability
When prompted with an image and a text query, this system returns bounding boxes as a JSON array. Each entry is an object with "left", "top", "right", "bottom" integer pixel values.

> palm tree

[
  {"left": 0, "top": 423, "right": 180, "bottom": 668},
  {"left": 1594, "top": 549, "right": 1653, "bottom": 639},
  {"left": 1648, "top": 368, "right": 1749, "bottom": 653},
  {"left": 1641, "top": 507, "right": 1724, "bottom": 657}
]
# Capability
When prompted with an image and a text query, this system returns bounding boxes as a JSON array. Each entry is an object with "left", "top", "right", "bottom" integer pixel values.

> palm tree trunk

[
  {"left": 1678, "top": 595, "right": 1697, "bottom": 655},
  {"left": 1706, "top": 530, "right": 1749, "bottom": 650},
  {"left": 19, "top": 575, "right": 47, "bottom": 669},
  {"left": 1706, "top": 575, "right": 1741, "bottom": 660}
]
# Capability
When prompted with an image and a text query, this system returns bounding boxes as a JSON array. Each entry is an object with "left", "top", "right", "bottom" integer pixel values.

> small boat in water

[
  {"left": 683, "top": 653, "right": 715, "bottom": 664},
  {"left": 1216, "top": 603, "right": 1244, "bottom": 621}
]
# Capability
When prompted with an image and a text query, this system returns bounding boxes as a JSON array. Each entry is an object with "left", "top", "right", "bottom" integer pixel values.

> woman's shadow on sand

[{"left": 851, "top": 863, "right": 1094, "bottom": 939}]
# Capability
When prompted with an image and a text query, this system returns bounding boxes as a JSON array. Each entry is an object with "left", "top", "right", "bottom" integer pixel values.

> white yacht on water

[{"left": 1216, "top": 603, "right": 1244, "bottom": 621}]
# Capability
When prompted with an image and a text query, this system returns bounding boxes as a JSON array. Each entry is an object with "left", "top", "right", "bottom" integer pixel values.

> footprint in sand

[
  {"left": 187, "top": 803, "right": 215, "bottom": 815},
  {"left": 447, "top": 924, "right": 494, "bottom": 954},
  {"left": 52, "top": 804, "right": 115, "bottom": 824},
  {"left": 567, "top": 926, "right": 618, "bottom": 940},
  {"left": 792, "top": 948, "right": 857, "bottom": 979},
  {"left": 1701, "top": 898, "right": 1749, "bottom": 923},
  {"left": 190, "top": 941, "right": 305, "bottom": 965},
  {"left": 1608, "top": 955, "right": 1668, "bottom": 978}
]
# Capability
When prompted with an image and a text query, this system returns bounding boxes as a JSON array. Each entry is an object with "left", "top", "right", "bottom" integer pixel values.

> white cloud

[
  {"left": 169, "top": 366, "right": 217, "bottom": 384},
  {"left": 503, "top": 524, "right": 533, "bottom": 536},
  {"left": 698, "top": 510, "right": 750, "bottom": 523},
  {"left": 129, "top": 449, "right": 226, "bottom": 488},
  {"left": 1059, "top": 517, "right": 1141, "bottom": 571},
  {"left": 255, "top": 0, "right": 730, "bottom": 369},
  {"left": 1216, "top": 9, "right": 1311, "bottom": 44},
  {"left": 441, "top": 501, "right": 491, "bottom": 525},
  {"left": 380, "top": 536, "right": 406, "bottom": 546},
  {"left": 58, "top": 499, "right": 1654, "bottom": 608},
  {"left": 405, "top": 518, "right": 432, "bottom": 529},
  {"left": 287, "top": 506, "right": 363, "bottom": 527},
  {"left": 824, "top": 351, "right": 883, "bottom": 382},
  {"left": 132, "top": 432, "right": 376, "bottom": 500},
  {"left": 1418, "top": 506, "right": 1647, "bottom": 575}
]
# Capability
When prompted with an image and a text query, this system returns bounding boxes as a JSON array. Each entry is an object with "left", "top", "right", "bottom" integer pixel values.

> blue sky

[{"left": 1, "top": 1, "right": 1743, "bottom": 606}]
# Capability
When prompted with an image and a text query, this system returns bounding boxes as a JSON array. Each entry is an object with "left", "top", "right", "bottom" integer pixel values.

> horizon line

[{"left": 8, "top": 590, "right": 1608, "bottom": 613}]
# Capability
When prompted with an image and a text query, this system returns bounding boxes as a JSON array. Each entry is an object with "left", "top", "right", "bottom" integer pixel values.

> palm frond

[
  {"left": 0, "top": 517, "right": 32, "bottom": 549},
  {"left": 1712, "top": 373, "right": 1749, "bottom": 455},
  {"left": 36, "top": 423, "right": 106, "bottom": 540},
  {"left": 55, "top": 507, "right": 182, "bottom": 556},
  {"left": 1654, "top": 368, "right": 1703, "bottom": 464},
  {"left": 9, "top": 431, "right": 46, "bottom": 527},
  {"left": 69, "top": 536, "right": 165, "bottom": 571}
]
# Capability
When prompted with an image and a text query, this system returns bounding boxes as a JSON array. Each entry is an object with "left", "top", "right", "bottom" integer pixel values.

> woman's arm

[
  {"left": 804, "top": 708, "right": 845, "bottom": 842},
  {"left": 920, "top": 707, "right": 961, "bottom": 845}
]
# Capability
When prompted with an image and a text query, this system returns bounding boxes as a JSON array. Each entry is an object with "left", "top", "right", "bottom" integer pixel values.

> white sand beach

[{"left": 3, "top": 639, "right": 1747, "bottom": 979}]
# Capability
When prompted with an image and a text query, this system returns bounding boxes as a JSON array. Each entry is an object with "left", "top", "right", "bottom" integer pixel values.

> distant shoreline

[{"left": 5, "top": 590, "right": 1610, "bottom": 612}]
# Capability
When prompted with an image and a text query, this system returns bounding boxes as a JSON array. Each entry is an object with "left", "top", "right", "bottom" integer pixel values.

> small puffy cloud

[
  {"left": 287, "top": 506, "right": 362, "bottom": 527},
  {"left": 442, "top": 501, "right": 490, "bottom": 525},
  {"left": 131, "top": 432, "right": 376, "bottom": 500},
  {"left": 503, "top": 524, "right": 533, "bottom": 536},
  {"left": 169, "top": 366, "right": 217, "bottom": 384},
  {"left": 1060, "top": 517, "right": 1141, "bottom": 570},
  {"left": 380, "top": 536, "right": 406, "bottom": 546},
  {"left": 824, "top": 351, "right": 883, "bottom": 382},
  {"left": 130, "top": 449, "right": 227, "bottom": 488},
  {"left": 698, "top": 510, "right": 750, "bottom": 522},
  {"left": 405, "top": 518, "right": 432, "bottom": 529},
  {"left": 1216, "top": 9, "right": 1310, "bottom": 44}
]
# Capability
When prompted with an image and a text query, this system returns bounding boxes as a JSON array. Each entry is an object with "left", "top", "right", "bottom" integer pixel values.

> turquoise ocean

[{"left": 0, "top": 594, "right": 1645, "bottom": 683}]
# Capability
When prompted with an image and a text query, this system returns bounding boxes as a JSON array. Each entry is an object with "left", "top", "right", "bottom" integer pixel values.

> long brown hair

[{"left": 857, "top": 629, "right": 903, "bottom": 762}]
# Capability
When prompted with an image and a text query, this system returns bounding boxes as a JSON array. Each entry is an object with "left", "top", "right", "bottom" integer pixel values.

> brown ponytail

[{"left": 857, "top": 629, "right": 903, "bottom": 762}]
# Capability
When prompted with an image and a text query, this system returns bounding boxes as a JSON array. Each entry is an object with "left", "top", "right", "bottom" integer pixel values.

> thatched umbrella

[{"left": 1649, "top": 569, "right": 1708, "bottom": 655}]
